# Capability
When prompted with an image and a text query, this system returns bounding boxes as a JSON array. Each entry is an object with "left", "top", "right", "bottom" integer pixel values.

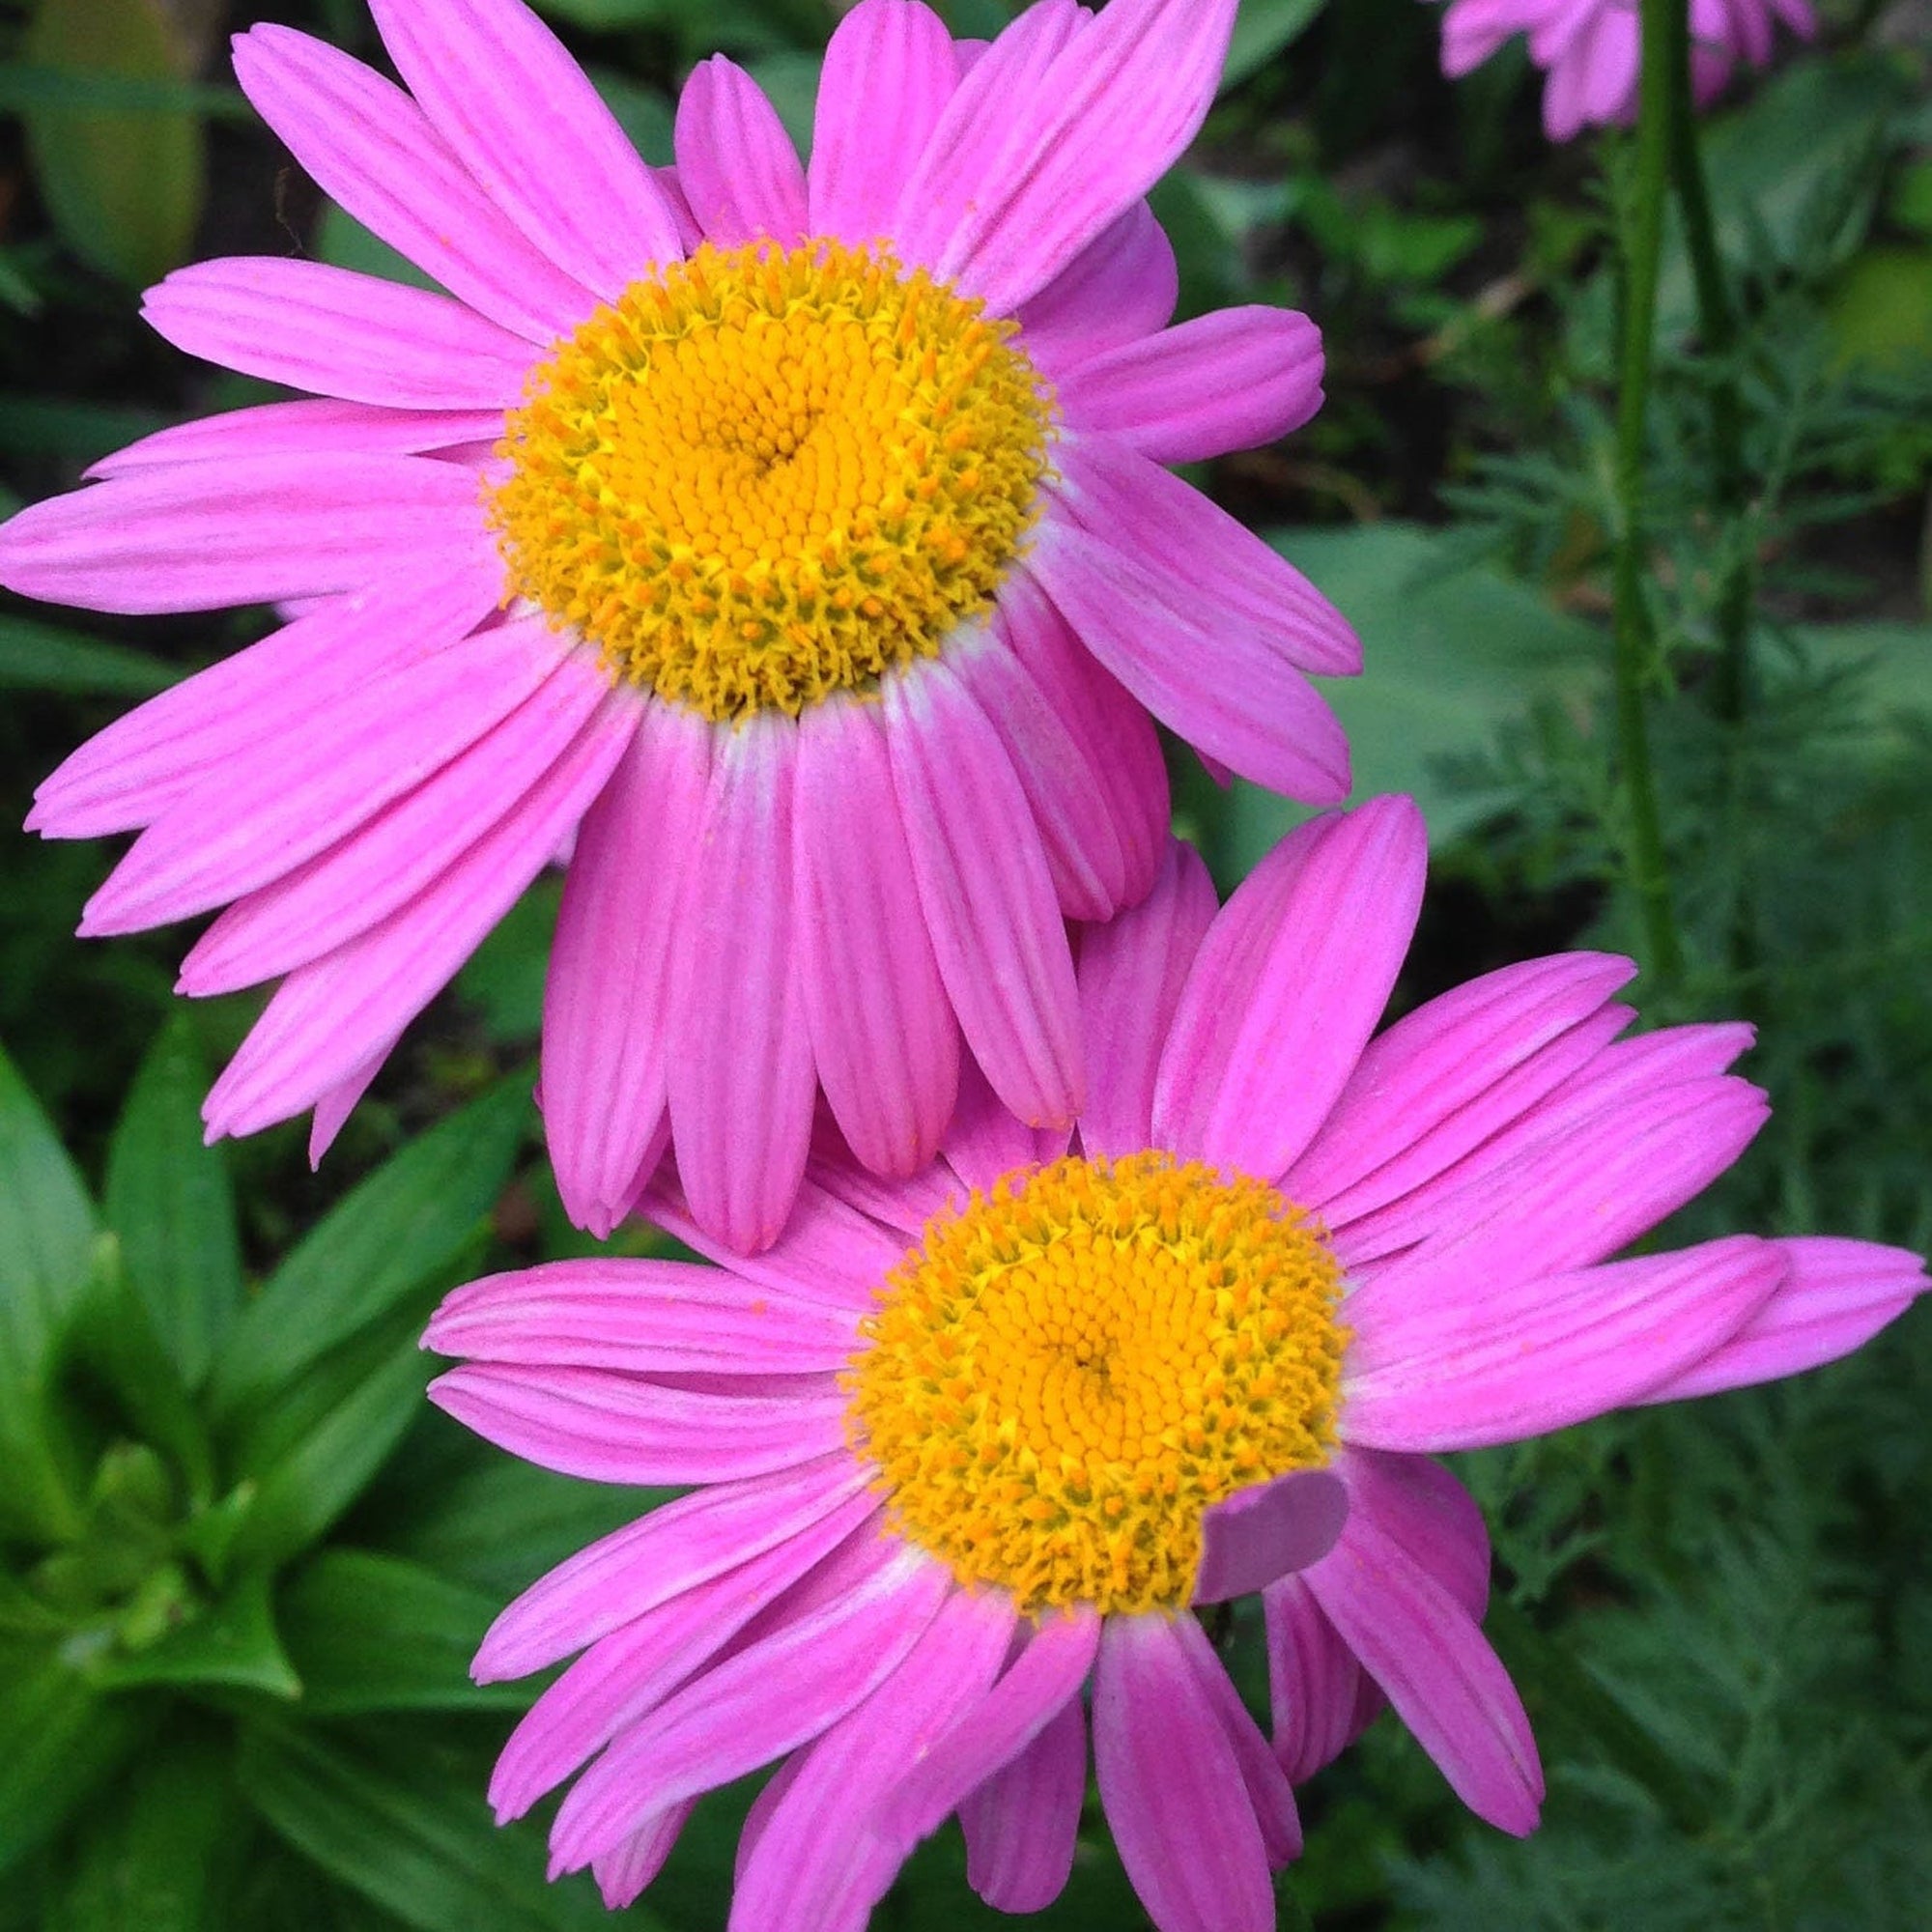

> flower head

[
  {"left": 1439, "top": 0, "right": 1817, "bottom": 140},
  {"left": 0, "top": 0, "right": 1356, "bottom": 1254},
  {"left": 424, "top": 798, "right": 1927, "bottom": 1931}
]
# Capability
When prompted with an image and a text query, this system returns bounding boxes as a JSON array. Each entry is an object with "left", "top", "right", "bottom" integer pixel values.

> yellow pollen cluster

[
  {"left": 488, "top": 240, "right": 1052, "bottom": 722},
  {"left": 845, "top": 1152, "right": 1349, "bottom": 1617}
]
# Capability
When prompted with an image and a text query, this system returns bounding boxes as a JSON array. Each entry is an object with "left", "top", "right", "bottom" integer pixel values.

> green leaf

[
  {"left": 315, "top": 204, "right": 439, "bottom": 295},
  {"left": 0, "top": 615, "right": 180, "bottom": 696},
  {"left": 241, "top": 1723, "right": 624, "bottom": 1932},
  {"left": 83, "top": 1568, "right": 300, "bottom": 1700},
  {"left": 0, "top": 1648, "right": 152, "bottom": 1875},
  {"left": 209, "top": 1079, "right": 528, "bottom": 1426},
  {"left": 104, "top": 1017, "right": 242, "bottom": 1391},
  {"left": 1223, "top": 0, "right": 1325, "bottom": 91},
  {"left": 279, "top": 1550, "right": 520, "bottom": 1717},
  {"left": 0, "top": 1038, "right": 98, "bottom": 1540},
  {"left": 1825, "top": 248, "right": 1932, "bottom": 374},
  {"left": 43, "top": 1732, "right": 240, "bottom": 1932},
  {"left": 18, "top": 0, "right": 208, "bottom": 286},
  {"left": 1219, "top": 523, "right": 1602, "bottom": 875},
  {"left": 226, "top": 1336, "right": 434, "bottom": 1575}
]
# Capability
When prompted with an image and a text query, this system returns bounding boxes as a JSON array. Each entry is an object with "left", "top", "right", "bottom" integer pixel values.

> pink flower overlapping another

[
  {"left": 0, "top": 0, "right": 1355, "bottom": 1256},
  {"left": 425, "top": 797, "right": 1928, "bottom": 1932}
]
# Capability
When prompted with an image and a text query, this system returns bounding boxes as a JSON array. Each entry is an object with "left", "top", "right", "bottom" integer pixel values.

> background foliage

[{"left": 0, "top": 0, "right": 1928, "bottom": 1926}]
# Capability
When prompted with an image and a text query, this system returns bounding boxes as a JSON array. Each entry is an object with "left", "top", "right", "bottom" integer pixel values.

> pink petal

[
  {"left": 898, "top": 0, "right": 1238, "bottom": 315},
  {"left": 1092, "top": 1611, "right": 1275, "bottom": 1932},
  {"left": 87, "top": 398, "right": 507, "bottom": 476},
  {"left": 307, "top": 1042, "right": 392, "bottom": 1166},
  {"left": 939, "top": 1054, "right": 1068, "bottom": 1196},
  {"left": 1337, "top": 1053, "right": 1770, "bottom": 1277},
  {"left": 955, "top": 628, "right": 1127, "bottom": 922},
  {"left": 142, "top": 258, "right": 532, "bottom": 410},
  {"left": 1024, "top": 526, "right": 1350, "bottom": 805},
  {"left": 668, "top": 715, "right": 818, "bottom": 1256},
  {"left": 543, "top": 704, "right": 710, "bottom": 1236},
  {"left": 1195, "top": 1467, "right": 1349, "bottom": 1604},
  {"left": 180, "top": 656, "right": 611, "bottom": 990},
  {"left": 1263, "top": 1576, "right": 1379, "bottom": 1786},
  {"left": 1075, "top": 837, "right": 1218, "bottom": 1160},
  {"left": 367, "top": 0, "right": 682, "bottom": 299},
  {"left": 1016, "top": 201, "right": 1179, "bottom": 375},
  {"left": 82, "top": 615, "right": 575, "bottom": 935},
  {"left": 883, "top": 655, "right": 1083, "bottom": 1131},
  {"left": 808, "top": 0, "right": 958, "bottom": 246},
  {"left": 28, "top": 543, "right": 505, "bottom": 839},
  {"left": 1057, "top": 307, "right": 1325, "bottom": 464},
  {"left": 200, "top": 696, "right": 633, "bottom": 1135},
  {"left": 427, "top": 1361, "right": 846, "bottom": 1487},
  {"left": 1284, "top": 952, "right": 1638, "bottom": 1228},
  {"left": 593, "top": 1804, "right": 693, "bottom": 1911},
  {"left": 1169, "top": 1611, "right": 1301, "bottom": 1868},
  {"left": 1050, "top": 435, "right": 1361, "bottom": 676},
  {"left": 794, "top": 695, "right": 959, "bottom": 1182},
  {"left": 643, "top": 1173, "right": 904, "bottom": 1313},
  {"left": 473, "top": 1454, "right": 871, "bottom": 1681},
  {"left": 1639, "top": 1236, "right": 1930, "bottom": 1403},
  {"left": 673, "top": 56, "right": 808, "bottom": 246},
  {"left": 548, "top": 1545, "right": 949, "bottom": 1871},
  {"left": 0, "top": 453, "right": 480, "bottom": 614},
  {"left": 958, "top": 1694, "right": 1087, "bottom": 1913},
  {"left": 488, "top": 1492, "right": 879, "bottom": 1816},
  {"left": 727, "top": 1584, "right": 1015, "bottom": 1932},
  {"left": 425, "top": 1256, "right": 861, "bottom": 1377},
  {"left": 231, "top": 23, "right": 596, "bottom": 340},
  {"left": 997, "top": 570, "right": 1168, "bottom": 910},
  {"left": 881, "top": 1606, "right": 1099, "bottom": 1852},
  {"left": 1305, "top": 1450, "right": 1541, "bottom": 1833},
  {"left": 1343, "top": 1236, "right": 1788, "bottom": 1451},
  {"left": 1153, "top": 797, "right": 1428, "bottom": 1181}
]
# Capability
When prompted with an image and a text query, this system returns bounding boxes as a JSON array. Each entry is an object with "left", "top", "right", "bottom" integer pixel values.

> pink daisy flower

[
  {"left": 1438, "top": 0, "right": 1817, "bottom": 140},
  {"left": 423, "top": 796, "right": 1926, "bottom": 1931},
  {"left": 0, "top": 0, "right": 1356, "bottom": 1254}
]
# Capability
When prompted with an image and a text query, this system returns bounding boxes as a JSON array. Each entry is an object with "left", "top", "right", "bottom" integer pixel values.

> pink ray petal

[
  {"left": 1057, "top": 307, "right": 1324, "bottom": 464},
  {"left": 593, "top": 1804, "right": 693, "bottom": 1911},
  {"left": 87, "top": 399, "right": 508, "bottom": 477},
  {"left": 958, "top": 1693, "right": 1087, "bottom": 1913},
  {"left": 1016, "top": 200, "right": 1179, "bottom": 375},
  {"left": 674, "top": 56, "right": 808, "bottom": 246},
  {"left": 231, "top": 23, "right": 596, "bottom": 340},
  {"left": 1195, "top": 1467, "right": 1350, "bottom": 1604}
]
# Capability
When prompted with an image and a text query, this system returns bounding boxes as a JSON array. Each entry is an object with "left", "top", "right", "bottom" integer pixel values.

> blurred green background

[{"left": 2, "top": 0, "right": 1931, "bottom": 1926}]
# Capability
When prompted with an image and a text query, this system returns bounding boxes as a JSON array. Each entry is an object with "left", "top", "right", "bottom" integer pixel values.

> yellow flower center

[
  {"left": 488, "top": 240, "right": 1053, "bottom": 723},
  {"left": 845, "top": 1152, "right": 1349, "bottom": 1617}
]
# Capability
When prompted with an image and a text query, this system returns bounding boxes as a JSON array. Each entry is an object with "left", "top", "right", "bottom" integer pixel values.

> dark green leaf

[
  {"left": 209, "top": 1079, "right": 527, "bottom": 1426},
  {"left": 105, "top": 1017, "right": 242, "bottom": 1391},
  {"left": 0, "top": 1648, "right": 152, "bottom": 1875},
  {"left": 0, "top": 615, "right": 180, "bottom": 696},
  {"left": 226, "top": 1336, "right": 433, "bottom": 1574},
  {"left": 1223, "top": 0, "right": 1325, "bottom": 91},
  {"left": 18, "top": 0, "right": 208, "bottom": 286},
  {"left": 279, "top": 1550, "right": 519, "bottom": 1717},
  {"left": 43, "top": 1731, "right": 240, "bottom": 1932},
  {"left": 0, "top": 1038, "right": 97, "bottom": 1540},
  {"left": 240, "top": 1723, "right": 624, "bottom": 1932},
  {"left": 84, "top": 1568, "right": 300, "bottom": 1701},
  {"left": 315, "top": 204, "right": 439, "bottom": 294}
]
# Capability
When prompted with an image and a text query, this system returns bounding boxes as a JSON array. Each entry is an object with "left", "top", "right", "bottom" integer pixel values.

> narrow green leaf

[
  {"left": 1223, "top": 0, "right": 1325, "bottom": 91},
  {"left": 0, "top": 1039, "right": 98, "bottom": 1540},
  {"left": 0, "top": 1647, "right": 152, "bottom": 1875},
  {"left": 104, "top": 1017, "right": 242, "bottom": 1390},
  {"left": 18, "top": 0, "right": 208, "bottom": 286},
  {"left": 43, "top": 1731, "right": 240, "bottom": 1932},
  {"left": 84, "top": 1568, "right": 300, "bottom": 1701},
  {"left": 209, "top": 1079, "right": 528, "bottom": 1426},
  {"left": 0, "top": 64, "right": 253, "bottom": 120},
  {"left": 279, "top": 1550, "right": 520, "bottom": 1717},
  {"left": 241, "top": 1723, "right": 625, "bottom": 1932},
  {"left": 0, "top": 615, "right": 180, "bottom": 696}
]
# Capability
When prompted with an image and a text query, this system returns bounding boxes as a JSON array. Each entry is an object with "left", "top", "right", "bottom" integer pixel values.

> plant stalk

[{"left": 1610, "top": 0, "right": 1686, "bottom": 982}]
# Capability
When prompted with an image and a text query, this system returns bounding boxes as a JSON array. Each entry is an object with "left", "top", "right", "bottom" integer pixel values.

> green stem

[
  {"left": 1610, "top": 0, "right": 1685, "bottom": 983},
  {"left": 1662, "top": 0, "right": 1753, "bottom": 723}
]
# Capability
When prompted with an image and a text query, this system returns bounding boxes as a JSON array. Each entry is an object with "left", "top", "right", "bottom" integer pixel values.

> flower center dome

[
  {"left": 489, "top": 240, "right": 1053, "bottom": 723},
  {"left": 846, "top": 1152, "right": 1349, "bottom": 1617}
]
